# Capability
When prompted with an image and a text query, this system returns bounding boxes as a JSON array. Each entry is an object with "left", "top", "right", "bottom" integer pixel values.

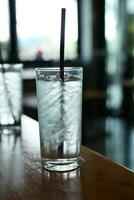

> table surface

[{"left": 0, "top": 115, "right": 134, "bottom": 200}]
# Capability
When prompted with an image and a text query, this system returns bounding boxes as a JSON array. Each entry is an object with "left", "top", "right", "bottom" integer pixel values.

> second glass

[
  {"left": 0, "top": 64, "right": 23, "bottom": 130},
  {"left": 35, "top": 67, "right": 83, "bottom": 171}
]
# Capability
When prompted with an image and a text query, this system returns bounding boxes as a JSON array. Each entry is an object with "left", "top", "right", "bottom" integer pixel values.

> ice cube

[
  {"left": 64, "top": 72, "right": 71, "bottom": 81},
  {"left": 64, "top": 72, "right": 80, "bottom": 81},
  {"left": 55, "top": 72, "right": 62, "bottom": 81}
]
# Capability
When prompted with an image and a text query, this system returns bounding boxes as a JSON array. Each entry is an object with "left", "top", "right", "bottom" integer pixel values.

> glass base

[{"left": 42, "top": 158, "right": 80, "bottom": 172}]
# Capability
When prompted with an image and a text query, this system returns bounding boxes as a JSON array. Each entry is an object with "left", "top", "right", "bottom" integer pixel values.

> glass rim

[
  {"left": 35, "top": 67, "right": 83, "bottom": 72},
  {"left": 0, "top": 63, "right": 23, "bottom": 71}
]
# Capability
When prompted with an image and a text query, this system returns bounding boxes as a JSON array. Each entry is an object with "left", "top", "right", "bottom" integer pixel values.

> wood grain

[{"left": 0, "top": 115, "right": 134, "bottom": 200}]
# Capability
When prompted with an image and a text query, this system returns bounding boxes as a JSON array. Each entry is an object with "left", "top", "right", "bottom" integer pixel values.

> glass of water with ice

[
  {"left": 35, "top": 67, "right": 83, "bottom": 172},
  {"left": 0, "top": 64, "right": 23, "bottom": 131}
]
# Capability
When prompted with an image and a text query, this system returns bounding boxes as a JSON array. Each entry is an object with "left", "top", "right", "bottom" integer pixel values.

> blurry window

[
  {"left": 0, "top": 0, "right": 10, "bottom": 60},
  {"left": 16, "top": 0, "right": 78, "bottom": 61}
]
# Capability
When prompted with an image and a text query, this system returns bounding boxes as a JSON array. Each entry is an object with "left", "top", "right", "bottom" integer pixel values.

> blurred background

[{"left": 0, "top": 0, "right": 134, "bottom": 170}]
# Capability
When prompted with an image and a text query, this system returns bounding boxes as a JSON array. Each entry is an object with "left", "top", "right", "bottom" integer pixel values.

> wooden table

[{"left": 0, "top": 116, "right": 134, "bottom": 200}]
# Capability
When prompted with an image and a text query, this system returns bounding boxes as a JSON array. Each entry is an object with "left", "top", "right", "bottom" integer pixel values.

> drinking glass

[
  {"left": 0, "top": 64, "right": 23, "bottom": 130},
  {"left": 35, "top": 67, "right": 83, "bottom": 171}
]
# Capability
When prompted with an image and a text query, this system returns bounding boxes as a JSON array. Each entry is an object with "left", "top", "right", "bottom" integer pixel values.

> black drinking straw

[
  {"left": 58, "top": 8, "right": 66, "bottom": 158},
  {"left": 60, "top": 8, "right": 66, "bottom": 81}
]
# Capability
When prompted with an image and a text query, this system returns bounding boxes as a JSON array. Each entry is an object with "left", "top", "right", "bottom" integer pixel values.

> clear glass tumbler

[
  {"left": 0, "top": 64, "right": 23, "bottom": 129},
  {"left": 35, "top": 67, "right": 83, "bottom": 171}
]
